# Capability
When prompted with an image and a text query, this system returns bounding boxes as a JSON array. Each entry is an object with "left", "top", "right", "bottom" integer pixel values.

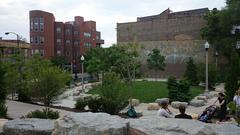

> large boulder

[
  {"left": 147, "top": 103, "right": 160, "bottom": 110},
  {"left": 155, "top": 98, "right": 169, "bottom": 105},
  {"left": 0, "top": 119, "right": 8, "bottom": 135},
  {"left": 52, "top": 112, "right": 129, "bottom": 135},
  {"left": 196, "top": 96, "right": 207, "bottom": 102},
  {"left": 129, "top": 99, "right": 140, "bottom": 106},
  {"left": 3, "top": 118, "right": 54, "bottom": 135},
  {"left": 129, "top": 116, "right": 240, "bottom": 135},
  {"left": 189, "top": 99, "right": 205, "bottom": 107},
  {"left": 171, "top": 101, "right": 188, "bottom": 109}
]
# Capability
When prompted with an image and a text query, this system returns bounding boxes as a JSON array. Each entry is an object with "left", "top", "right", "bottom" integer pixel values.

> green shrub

[
  {"left": 184, "top": 57, "right": 199, "bottom": 86},
  {"left": 88, "top": 97, "right": 102, "bottom": 112},
  {"left": 227, "top": 101, "right": 236, "bottom": 114},
  {"left": 98, "top": 72, "right": 129, "bottom": 115},
  {"left": 18, "top": 89, "right": 31, "bottom": 103},
  {"left": 0, "top": 102, "right": 7, "bottom": 118},
  {"left": 75, "top": 99, "right": 88, "bottom": 110},
  {"left": 25, "top": 108, "right": 59, "bottom": 119}
]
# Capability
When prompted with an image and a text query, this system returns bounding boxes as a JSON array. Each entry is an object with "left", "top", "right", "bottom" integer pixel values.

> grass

[{"left": 88, "top": 81, "right": 204, "bottom": 103}]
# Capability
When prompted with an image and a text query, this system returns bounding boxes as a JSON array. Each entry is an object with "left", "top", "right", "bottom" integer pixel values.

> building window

[
  {"left": 74, "top": 31, "right": 79, "bottom": 36},
  {"left": 84, "top": 32, "right": 91, "bottom": 38},
  {"left": 34, "top": 36, "right": 39, "bottom": 44},
  {"left": 31, "top": 49, "right": 34, "bottom": 54},
  {"left": 30, "top": 18, "right": 33, "bottom": 32},
  {"left": 56, "top": 39, "right": 61, "bottom": 45},
  {"left": 96, "top": 35, "right": 99, "bottom": 39},
  {"left": 30, "top": 36, "right": 33, "bottom": 43},
  {"left": 56, "top": 27, "right": 61, "bottom": 33},
  {"left": 65, "top": 29, "right": 71, "bottom": 35},
  {"left": 40, "top": 36, "right": 44, "bottom": 44},
  {"left": 84, "top": 43, "right": 92, "bottom": 47},
  {"left": 74, "top": 41, "right": 79, "bottom": 46},
  {"left": 66, "top": 51, "right": 70, "bottom": 56},
  {"left": 65, "top": 40, "right": 71, "bottom": 45},
  {"left": 34, "top": 17, "right": 38, "bottom": 32},
  {"left": 39, "top": 17, "right": 44, "bottom": 32},
  {"left": 57, "top": 50, "right": 61, "bottom": 55},
  {"left": 40, "top": 50, "right": 44, "bottom": 56},
  {"left": 35, "top": 49, "right": 39, "bottom": 53}
]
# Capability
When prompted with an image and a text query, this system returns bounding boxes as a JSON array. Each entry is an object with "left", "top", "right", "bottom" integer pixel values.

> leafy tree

[
  {"left": 147, "top": 48, "right": 166, "bottom": 79},
  {"left": 51, "top": 56, "right": 69, "bottom": 69},
  {"left": 225, "top": 53, "right": 240, "bottom": 102},
  {"left": 197, "top": 64, "right": 218, "bottom": 89},
  {"left": 0, "top": 62, "right": 6, "bottom": 102},
  {"left": 184, "top": 57, "right": 199, "bottom": 85},
  {"left": 167, "top": 76, "right": 178, "bottom": 102},
  {"left": 98, "top": 72, "right": 129, "bottom": 115}
]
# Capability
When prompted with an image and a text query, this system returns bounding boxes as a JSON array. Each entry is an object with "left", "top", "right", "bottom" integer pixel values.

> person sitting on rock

[
  {"left": 157, "top": 101, "right": 174, "bottom": 118},
  {"left": 175, "top": 105, "right": 192, "bottom": 119}
]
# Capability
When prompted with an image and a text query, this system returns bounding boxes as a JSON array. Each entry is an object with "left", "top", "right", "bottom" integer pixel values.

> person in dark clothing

[
  {"left": 214, "top": 92, "right": 227, "bottom": 122},
  {"left": 175, "top": 105, "right": 192, "bottom": 119}
]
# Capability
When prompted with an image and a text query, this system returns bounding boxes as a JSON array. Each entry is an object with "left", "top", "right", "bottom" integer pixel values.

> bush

[
  {"left": 75, "top": 99, "right": 88, "bottom": 110},
  {"left": 184, "top": 57, "right": 199, "bottom": 85},
  {"left": 0, "top": 62, "right": 6, "bottom": 102},
  {"left": 197, "top": 64, "right": 218, "bottom": 89},
  {"left": 25, "top": 108, "right": 59, "bottom": 119},
  {"left": 167, "top": 76, "right": 191, "bottom": 102},
  {"left": 18, "top": 89, "right": 31, "bottom": 103},
  {"left": 227, "top": 101, "right": 236, "bottom": 115},
  {"left": 0, "top": 102, "right": 7, "bottom": 118},
  {"left": 98, "top": 72, "right": 129, "bottom": 115},
  {"left": 88, "top": 97, "right": 102, "bottom": 112}
]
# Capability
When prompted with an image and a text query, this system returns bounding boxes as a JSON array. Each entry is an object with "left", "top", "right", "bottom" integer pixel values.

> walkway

[{"left": 6, "top": 100, "right": 69, "bottom": 119}]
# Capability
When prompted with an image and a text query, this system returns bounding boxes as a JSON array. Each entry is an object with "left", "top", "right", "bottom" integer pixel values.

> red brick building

[{"left": 29, "top": 10, "right": 104, "bottom": 72}]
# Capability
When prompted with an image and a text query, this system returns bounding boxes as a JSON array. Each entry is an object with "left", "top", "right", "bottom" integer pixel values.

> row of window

[
  {"left": 56, "top": 39, "right": 79, "bottom": 46},
  {"left": 30, "top": 36, "right": 44, "bottom": 44},
  {"left": 31, "top": 49, "right": 44, "bottom": 56},
  {"left": 30, "top": 17, "right": 44, "bottom": 32},
  {"left": 56, "top": 27, "right": 92, "bottom": 38}
]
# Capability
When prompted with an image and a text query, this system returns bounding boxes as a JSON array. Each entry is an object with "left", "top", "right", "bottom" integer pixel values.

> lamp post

[
  {"left": 81, "top": 55, "right": 85, "bottom": 92},
  {"left": 236, "top": 41, "right": 240, "bottom": 56},
  {"left": 5, "top": 32, "right": 20, "bottom": 53},
  {"left": 215, "top": 51, "right": 218, "bottom": 69},
  {"left": 204, "top": 41, "right": 210, "bottom": 92},
  {"left": 5, "top": 32, "right": 20, "bottom": 100}
]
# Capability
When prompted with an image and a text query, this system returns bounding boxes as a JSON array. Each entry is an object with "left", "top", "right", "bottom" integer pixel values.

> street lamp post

[
  {"left": 215, "top": 51, "right": 218, "bottom": 69},
  {"left": 236, "top": 41, "right": 240, "bottom": 56},
  {"left": 204, "top": 42, "right": 210, "bottom": 92},
  {"left": 81, "top": 55, "right": 85, "bottom": 92},
  {"left": 5, "top": 32, "right": 20, "bottom": 53}
]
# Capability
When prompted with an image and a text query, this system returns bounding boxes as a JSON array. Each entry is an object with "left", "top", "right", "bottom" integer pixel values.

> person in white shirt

[
  {"left": 157, "top": 101, "right": 174, "bottom": 118},
  {"left": 233, "top": 89, "right": 240, "bottom": 118}
]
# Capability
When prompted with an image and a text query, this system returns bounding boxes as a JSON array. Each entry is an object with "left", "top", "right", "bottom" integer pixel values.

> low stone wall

[{"left": 3, "top": 112, "right": 240, "bottom": 135}]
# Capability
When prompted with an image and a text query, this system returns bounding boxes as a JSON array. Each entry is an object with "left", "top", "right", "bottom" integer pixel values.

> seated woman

[
  {"left": 175, "top": 105, "right": 192, "bottom": 119},
  {"left": 157, "top": 101, "right": 174, "bottom": 118}
]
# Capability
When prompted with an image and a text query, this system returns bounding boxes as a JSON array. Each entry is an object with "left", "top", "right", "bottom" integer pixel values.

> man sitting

[{"left": 175, "top": 105, "right": 192, "bottom": 119}]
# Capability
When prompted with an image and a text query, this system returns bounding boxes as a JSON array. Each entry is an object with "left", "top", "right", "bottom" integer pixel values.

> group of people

[{"left": 157, "top": 90, "right": 240, "bottom": 123}]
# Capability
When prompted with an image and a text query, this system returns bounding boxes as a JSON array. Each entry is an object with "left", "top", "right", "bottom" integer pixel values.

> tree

[
  {"left": 27, "top": 66, "right": 71, "bottom": 106},
  {"left": 184, "top": 57, "right": 199, "bottom": 85},
  {"left": 167, "top": 76, "right": 178, "bottom": 102},
  {"left": 0, "top": 62, "right": 6, "bottom": 102},
  {"left": 147, "top": 48, "right": 166, "bottom": 79},
  {"left": 50, "top": 56, "right": 69, "bottom": 70},
  {"left": 99, "top": 72, "right": 129, "bottom": 115}
]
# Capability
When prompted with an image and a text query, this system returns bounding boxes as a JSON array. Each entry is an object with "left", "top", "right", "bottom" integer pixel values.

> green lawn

[{"left": 88, "top": 81, "right": 204, "bottom": 103}]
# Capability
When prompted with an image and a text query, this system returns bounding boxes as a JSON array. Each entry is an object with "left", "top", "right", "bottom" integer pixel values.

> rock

[
  {"left": 147, "top": 103, "right": 160, "bottom": 110},
  {"left": 209, "top": 91, "right": 219, "bottom": 97},
  {"left": 196, "top": 96, "right": 207, "bottom": 102},
  {"left": 171, "top": 101, "right": 188, "bottom": 109},
  {"left": 0, "top": 119, "right": 8, "bottom": 135},
  {"left": 52, "top": 112, "right": 129, "bottom": 135},
  {"left": 129, "top": 116, "right": 218, "bottom": 135},
  {"left": 129, "top": 99, "right": 140, "bottom": 106},
  {"left": 189, "top": 99, "right": 205, "bottom": 107},
  {"left": 3, "top": 118, "right": 54, "bottom": 135},
  {"left": 210, "top": 123, "right": 240, "bottom": 135},
  {"left": 155, "top": 98, "right": 169, "bottom": 105},
  {"left": 74, "top": 94, "right": 92, "bottom": 101}
]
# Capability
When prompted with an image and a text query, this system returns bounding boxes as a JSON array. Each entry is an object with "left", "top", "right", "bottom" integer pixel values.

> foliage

[
  {"left": 197, "top": 64, "right": 218, "bottom": 89},
  {"left": 225, "top": 54, "right": 240, "bottom": 102},
  {"left": 27, "top": 66, "right": 71, "bottom": 106},
  {"left": 25, "top": 108, "right": 59, "bottom": 119},
  {"left": 147, "top": 48, "right": 166, "bottom": 73},
  {"left": 50, "top": 56, "right": 69, "bottom": 70},
  {"left": 75, "top": 99, "right": 88, "bottom": 110},
  {"left": 0, "top": 102, "right": 7, "bottom": 118},
  {"left": 98, "top": 72, "right": 129, "bottom": 115},
  {"left": 227, "top": 101, "right": 236, "bottom": 114},
  {"left": 0, "top": 62, "right": 6, "bottom": 102},
  {"left": 184, "top": 57, "right": 199, "bottom": 85},
  {"left": 87, "top": 97, "right": 102, "bottom": 112},
  {"left": 167, "top": 76, "right": 191, "bottom": 102}
]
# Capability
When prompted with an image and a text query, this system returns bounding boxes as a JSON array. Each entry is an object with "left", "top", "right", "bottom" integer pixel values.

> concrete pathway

[{"left": 6, "top": 100, "right": 69, "bottom": 119}]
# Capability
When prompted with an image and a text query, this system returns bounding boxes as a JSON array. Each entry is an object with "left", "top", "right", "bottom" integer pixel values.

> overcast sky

[{"left": 0, "top": 0, "right": 226, "bottom": 47}]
